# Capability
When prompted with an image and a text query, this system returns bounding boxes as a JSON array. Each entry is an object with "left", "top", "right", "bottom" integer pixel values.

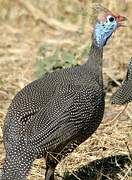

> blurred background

[{"left": 0, "top": 0, "right": 131, "bottom": 179}]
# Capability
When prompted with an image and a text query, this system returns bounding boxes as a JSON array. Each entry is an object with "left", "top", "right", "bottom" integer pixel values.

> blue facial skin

[{"left": 94, "top": 15, "right": 117, "bottom": 47}]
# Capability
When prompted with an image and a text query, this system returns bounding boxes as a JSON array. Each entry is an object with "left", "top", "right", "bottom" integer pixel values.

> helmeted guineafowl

[
  {"left": 112, "top": 58, "right": 132, "bottom": 105},
  {"left": 1, "top": 5, "right": 127, "bottom": 180}
]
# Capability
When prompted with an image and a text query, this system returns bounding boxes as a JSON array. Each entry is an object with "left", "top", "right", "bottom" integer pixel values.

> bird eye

[{"left": 108, "top": 16, "right": 115, "bottom": 22}]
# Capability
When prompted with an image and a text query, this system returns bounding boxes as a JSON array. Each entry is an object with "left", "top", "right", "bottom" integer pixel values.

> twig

[
  {"left": 120, "top": 167, "right": 131, "bottom": 180},
  {"left": 102, "top": 104, "right": 128, "bottom": 125},
  {"left": 47, "top": 151, "right": 81, "bottom": 180},
  {"left": 125, "top": 142, "right": 132, "bottom": 160},
  {"left": 0, "top": 126, "right": 3, "bottom": 138},
  {"left": 44, "top": 39, "right": 75, "bottom": 46},
  {"left": 125, "top": 107, "right": 132, "bottom": 120},
  {"left": 19, "top": 0, "right": 78, "bottom": 32},
  {"left": 103, "top": 69, "right": 121, "bottom": 86},
  {"left": 3, "top": 24, "right": 20, "bottom": 34}
]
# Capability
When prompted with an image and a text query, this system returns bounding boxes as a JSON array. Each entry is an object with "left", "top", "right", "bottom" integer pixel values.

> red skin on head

[
  {"left": 97, "top": 12, "right": 127, "bottom": 28},
  {"left": 97, "top": 12, "right": 114, "bottom": 22}
]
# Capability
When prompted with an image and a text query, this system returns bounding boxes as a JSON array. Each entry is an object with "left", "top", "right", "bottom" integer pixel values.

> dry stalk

[
  {"left": 19, "top": 0, "right": 78, "bottom": 32},
  {"left": 44, "top": 39, "right": 75, "bottom": 46},
  {"left": 103, "top": 69, "right": 121, "bottom": 86},
  {"left": 102, "top": 104, "right": 128, "bottom": 126},
  {"left": 125, "top": 142, "right": 132, "bottom": 160},
  {"left": 120, "top": 167, "right": 132, "bottom": 180},
  {"left": 47, "top": 151, "right": 81, "bottom": 180},
  {"left": 125, "top": 108, "right": 132, "bottom": 120}
]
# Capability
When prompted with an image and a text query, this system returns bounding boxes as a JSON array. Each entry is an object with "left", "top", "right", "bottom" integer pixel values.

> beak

[{"left": 115, "top": 15, "right": 128, "bottom": 27}]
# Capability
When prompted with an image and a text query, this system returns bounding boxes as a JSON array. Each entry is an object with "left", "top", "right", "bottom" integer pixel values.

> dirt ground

[{"left": 0, "top": 0, "right": 131, "bottom": 179}]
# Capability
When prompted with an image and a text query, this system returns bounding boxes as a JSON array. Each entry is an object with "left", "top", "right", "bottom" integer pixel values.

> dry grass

[{"left": 0, "top": 0, "right": 132, "bottom": 179}]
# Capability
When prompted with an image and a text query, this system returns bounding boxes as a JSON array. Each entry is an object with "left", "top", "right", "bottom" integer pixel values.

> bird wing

[
  {"left": 111, "top": 78, "right": 132, "bottom": 104},
  {"left": 26, "top": 84, "right": 81, "bottom": 150},
  {"left": 111, "top": 58, "right": 132, "bottom": 105}
]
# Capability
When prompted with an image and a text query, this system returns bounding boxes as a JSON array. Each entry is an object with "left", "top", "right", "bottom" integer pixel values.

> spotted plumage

[
  {"left": 1, "top": 5, "right": 127, "bottom": 180},
  {"left": 111, "top": 58, "right": 132, "bottom": 105}
]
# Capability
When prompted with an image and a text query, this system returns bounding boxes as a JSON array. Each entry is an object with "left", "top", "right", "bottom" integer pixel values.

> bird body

[
  {"left": 1, "top": 5, "right": 127, "bottom": 180},
  {"left": 112, "top": 58, "right": 132, "bottom": 105}
]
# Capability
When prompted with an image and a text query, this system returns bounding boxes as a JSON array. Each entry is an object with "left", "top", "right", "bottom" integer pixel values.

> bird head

[{"left": 92, "top": 4, "right": 127, "bottom": 47}]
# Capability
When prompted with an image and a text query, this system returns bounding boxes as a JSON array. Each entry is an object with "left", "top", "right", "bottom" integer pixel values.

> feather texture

[
  {"left": 111, "top": 58, "right": 132, "bottom": 104},
  {"left": 2, "top": 5, "right": 127, "bottom": 180}
]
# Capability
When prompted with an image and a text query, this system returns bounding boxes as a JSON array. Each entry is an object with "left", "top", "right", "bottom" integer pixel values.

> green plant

[
  {"left": 35, "top": 47, "right": 78, "bottom": 78},
  {"left": 35, "top": 42, "right": 91, "bottom": 78}
]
